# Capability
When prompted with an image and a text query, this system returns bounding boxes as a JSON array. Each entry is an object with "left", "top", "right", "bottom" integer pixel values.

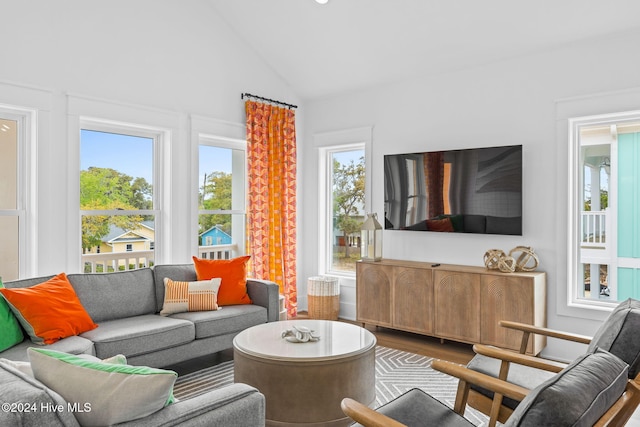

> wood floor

[
  {"left": 310, "top": 313, "right": 476, "bottom": 366},
  {"left": 168, "top": 313, "right": 476, "bottom": 375}
]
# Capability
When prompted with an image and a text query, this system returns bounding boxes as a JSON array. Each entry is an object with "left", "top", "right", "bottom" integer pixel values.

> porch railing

[
  {"left": 581, "top": 210, "right": 607, "bottom": 249},
  {"left": 82, "top": 244, "right": 238, "bottom": 273},
  {"left": 197, "top": 243, "right": 238, "bottom": 260}
]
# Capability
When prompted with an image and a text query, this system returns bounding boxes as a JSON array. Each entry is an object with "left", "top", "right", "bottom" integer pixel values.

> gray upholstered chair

[
  {"left": 341, "top": 348, "right": 640, "bottom": 427},
  {"left": 464, "top": 298, "right": 640, "bottom": 426}
]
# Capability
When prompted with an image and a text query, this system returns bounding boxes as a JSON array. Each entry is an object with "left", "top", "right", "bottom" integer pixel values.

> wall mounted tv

[{"left": 384, "top": 145, "right": 522, "bottom": 235}]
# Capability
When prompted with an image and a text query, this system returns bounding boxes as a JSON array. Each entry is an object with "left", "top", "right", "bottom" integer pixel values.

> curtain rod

[{"left": 241, "top": 92, "right": 298, "bottom": 109}]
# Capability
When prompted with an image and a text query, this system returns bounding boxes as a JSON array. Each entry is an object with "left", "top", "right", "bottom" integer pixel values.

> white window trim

[
  {"left": 0, "top": 106, "right": 36, "bottom": 279},
  {"left": 315, "top": 127, "right": 373, "bottom": 277},
  {"left": 0, "top": 81, "right": 50, "bottom": 279},
  {"left": 556, "top": 87, "right": 640, "bottom": 320},
  {"left": 68, "top": 94, "right": 178, "bottom": 271},
  {"left": 190, "top": 116, "right": 246, "bottom": 257}
]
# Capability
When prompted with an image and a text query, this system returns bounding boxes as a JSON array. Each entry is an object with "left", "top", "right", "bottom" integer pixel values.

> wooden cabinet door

[
  {"left": 434, "top": 270, "right": 480, "bottom": 343},
  {"left": 392, "top": 267, "right": 433, "bottom": 334},
  {"left": 481, "top": 274, "right": 545, "bottom": 354},
  {"left": 356, "top": 262, "right": 393, "bottom": 327}
]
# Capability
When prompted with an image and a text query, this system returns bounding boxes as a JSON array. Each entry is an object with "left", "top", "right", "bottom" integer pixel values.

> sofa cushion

[
  {"left": 505, "top": 349, "right": 628, "bottom": 427},
  {"left": 0, "top": 273, "right": 98, "bottom": 345},
  {"left": 0, "top": 280, "right": 24, "bottom": 352},
  {"left": 80, "top": 314, "right": 195, "bottom": 359},
  {"left": 160, "top": 277, "right": 222, "bottom": 316},
  {"left": 588, "top": 298, "right": 640, "bottom": 378},
  {"left": 67, "top": 268, "right": 157, "bottom": 323},
  {"left": 0, "top": 358, "right": 80, "bottom": 427},
  {"left": 170, "top": 304, "right": 268, "bottom": 339},
  {"left": 193, "top": 256, "right": 253, "bottom": 306},
  {"left": 152, "top": 264, "right": 198, "bottom": 313},
  {"left": 1, "top": 335, "right": 96, "bottom": 363},
  {"left": 29, "top": 348, "right": 177, "bottom": 426}
]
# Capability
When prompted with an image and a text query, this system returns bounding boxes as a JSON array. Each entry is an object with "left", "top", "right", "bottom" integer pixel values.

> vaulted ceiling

[{"left": 210, "top": 0, "right": 640, "bottom": 101}]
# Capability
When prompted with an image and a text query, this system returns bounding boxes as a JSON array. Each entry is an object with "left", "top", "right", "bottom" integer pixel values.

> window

[
  {"left": 569, "top": 111, "right": 640, "bottom": 307},
  {"left": 0, "top": 117, "right": 21, "bottom": 281},
  {"left": 80, "top": 123, "right": 158, "bottom": 273},
  {"left": 198, "top": 137, "right": 246, "bottom": 260},
  {"left": 316, "top": 127, "right": 372, "bottom": 276},
  {"left": 324, "top": 146, "right": 366, "bottom": 273}
]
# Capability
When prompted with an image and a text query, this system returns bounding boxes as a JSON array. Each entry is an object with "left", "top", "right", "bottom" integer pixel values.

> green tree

[
  {"left": 199, "top": 172, "right": 233, "bottom": 237},
  {"left": 80, "top": 167, "right": 151, "bottom": 252},
  {"left": 333, "top": 157, "right": 365, "bottom": 258}
]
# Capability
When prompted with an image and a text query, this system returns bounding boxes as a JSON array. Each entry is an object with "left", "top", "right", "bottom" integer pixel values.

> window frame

[
  {"left": 190, "top": 116, "right": 247, "bottom": 259},
  {"left": 78, "top": 119, "right": 163, "bottom": 270},
  {"left": 316, "top": 127, "right": 372, "bottom": 277},
  {"left": 568, "top": 112, "right": 640, "bottom": 310},
  {"left": 557, "top": 87, "right": 640, "bottom": 319},
  {"left": 196, "top": 135, "right": 247, "bottom": 258},
  {"left": 0, "top": 105, "right": 36, "bottom": 280}
]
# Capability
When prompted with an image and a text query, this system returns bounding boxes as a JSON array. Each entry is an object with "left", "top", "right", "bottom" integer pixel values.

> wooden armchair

[
  {"left": 341, "top": 348, "right": 640, "bottom": 427},
  {"left": 466, "top": 298, "right": 640, "bottom": 426}
]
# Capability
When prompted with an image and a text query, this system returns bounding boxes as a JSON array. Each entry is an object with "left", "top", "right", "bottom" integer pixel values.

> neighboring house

[
  {"left": 199, "top": 225, "right": 232, "bottom": 246},
  {"left": 85, "top": 221, "right": 155, "bottom": 254}
]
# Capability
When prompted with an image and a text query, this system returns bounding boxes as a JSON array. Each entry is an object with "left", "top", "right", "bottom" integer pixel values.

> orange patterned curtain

[{"left": 245, "top": 101, "right": 297, "bottom": 317}]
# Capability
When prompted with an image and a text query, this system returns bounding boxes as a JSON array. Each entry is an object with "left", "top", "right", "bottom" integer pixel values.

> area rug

[{"left": 173, "top": 345, "right": 489, "bottom": 425}]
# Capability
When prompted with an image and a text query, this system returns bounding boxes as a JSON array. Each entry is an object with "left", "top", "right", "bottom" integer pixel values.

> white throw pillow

[
  {"left": 28, "top": 348, "right": 177, "bottom": 426},
  {"left": 160, "top": 277, "right": 222, "bottom": 316}
]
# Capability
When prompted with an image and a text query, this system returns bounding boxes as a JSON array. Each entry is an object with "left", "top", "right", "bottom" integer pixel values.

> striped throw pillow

[{"left": 160, "top": 277, "right": 221, "bottom": 316}]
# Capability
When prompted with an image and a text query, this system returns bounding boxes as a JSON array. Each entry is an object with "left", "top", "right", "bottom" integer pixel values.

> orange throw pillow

[
  {"left": 0, "top": 273, "right": 98, "bottom": 345},
  {"left": 192, "top": 256, "right": 252, "bottom": 306}
]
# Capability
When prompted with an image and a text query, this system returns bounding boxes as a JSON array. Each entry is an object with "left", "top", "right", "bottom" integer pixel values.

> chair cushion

[
  {"left": 351, "top": 388, "right": 475, "bottom": 427},
  {"left": 466, "top": 353, "right": 556, "bottom": 409},
  {"left": 505, "top": 349, "right": 628, "bottom": 427},
  {"left": 588, "top": 298, "right": 640, "bottom": 378}
]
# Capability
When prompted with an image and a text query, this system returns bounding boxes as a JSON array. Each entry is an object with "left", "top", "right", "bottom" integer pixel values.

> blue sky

[
  {"left": 81, "top": 130, "right": 233, "bottom": 185},
  {"left": 81, "top": 130, "right": 363, "bottom": 186},
  {"left": 81, "top": 130, "right": 154, "bottom": 182}
]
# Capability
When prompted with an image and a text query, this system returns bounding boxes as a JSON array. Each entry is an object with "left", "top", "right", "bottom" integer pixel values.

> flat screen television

[{"left": 383, "top": 145, "right": 522, "bottom": 235}]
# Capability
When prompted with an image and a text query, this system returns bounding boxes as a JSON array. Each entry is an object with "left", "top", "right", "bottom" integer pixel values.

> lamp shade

[{"left": 361, "top": 213, "right": 382, "bottom": 261}]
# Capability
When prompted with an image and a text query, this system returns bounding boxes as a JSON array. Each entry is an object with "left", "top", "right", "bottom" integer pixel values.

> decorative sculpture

[
  {"left": 483, "top": 249, "right": 506, "bottom": 270},
  {"left": 484, "top": 246, "right": 539, "bottom": 273},
  {"left": 509, "top": 246, "right": 539, "bottom": 272},
  {"left": 281, "top": 325, "right": 320, "bottom": 343}
]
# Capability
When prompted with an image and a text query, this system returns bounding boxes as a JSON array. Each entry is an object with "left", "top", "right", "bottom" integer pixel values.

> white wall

[
  {"left": 0, "top": 1, "right": 300, "bottom": 275},
  {"left": 301, "top": 29, "right": 640, "bottom": 361}
]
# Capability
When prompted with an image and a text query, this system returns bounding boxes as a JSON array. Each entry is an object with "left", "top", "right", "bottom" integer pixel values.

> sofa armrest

[
  {"left": 114, "top": 383, "right": 265, "bottom": 427},
  {"left": 246, "top": 279, "right": 280, "bottom": 322}
]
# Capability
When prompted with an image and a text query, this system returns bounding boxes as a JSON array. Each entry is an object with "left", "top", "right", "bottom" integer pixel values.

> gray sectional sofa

[
  {"left": 1, "top": 263, "right": 280, "bottom": 365},
  {"left": 0, "top": 263, "right": 280, "bottom": 426}
]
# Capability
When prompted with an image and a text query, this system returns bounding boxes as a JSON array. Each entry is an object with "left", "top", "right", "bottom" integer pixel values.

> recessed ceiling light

[{"left": 315, "top": 0, "right": 329, "bottom": 4}]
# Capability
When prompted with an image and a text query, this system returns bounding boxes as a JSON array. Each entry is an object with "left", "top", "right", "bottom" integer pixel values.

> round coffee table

[{"left": 233, "top": 319, "right": 376, "bottom": 427}]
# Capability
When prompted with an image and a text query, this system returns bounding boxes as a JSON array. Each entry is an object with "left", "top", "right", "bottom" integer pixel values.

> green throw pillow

[
  {"left": 29, "top": 348, "right": 177, "bottom": 426},
  {"left": 0, "top": 279, "right": 24, "bottom": 351}
]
